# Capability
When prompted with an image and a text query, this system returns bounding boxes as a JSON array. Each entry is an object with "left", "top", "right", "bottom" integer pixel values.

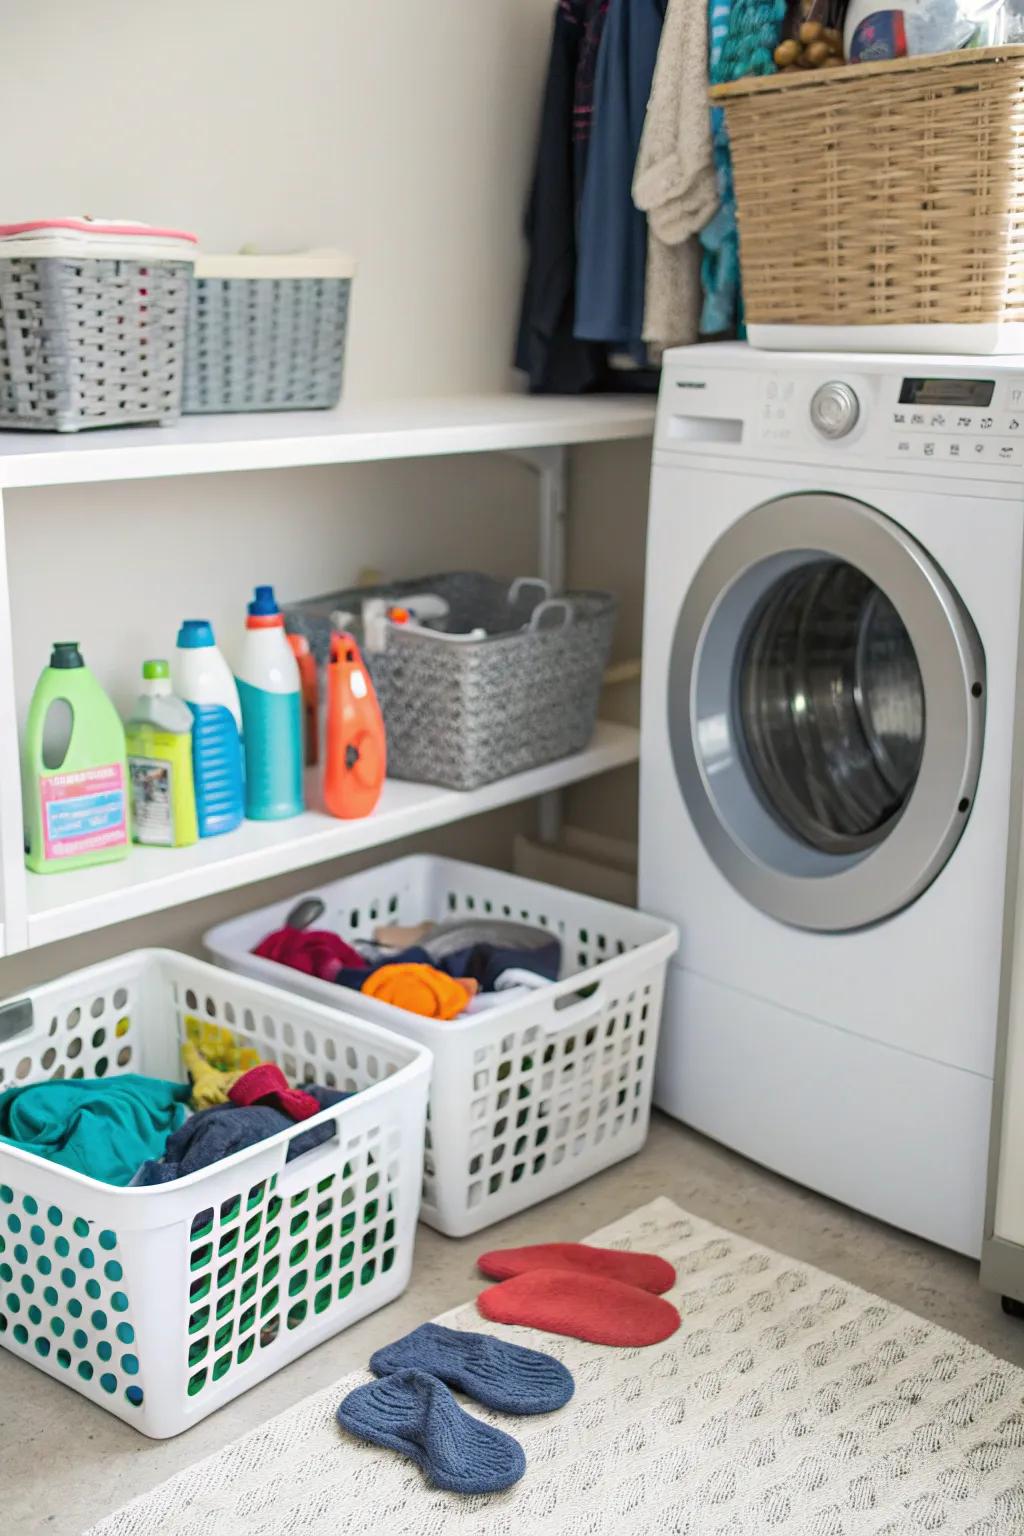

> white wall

[
  {"left": 4, "top": 0, "right": 554, "bottom": 400},
  {"left": 0, "top": 0, "right": 652, "bottom": 995}
]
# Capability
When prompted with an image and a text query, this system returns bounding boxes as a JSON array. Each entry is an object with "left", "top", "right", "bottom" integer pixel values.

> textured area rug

[{"left": 88, "top": 1196, "right": 1024, "bottom": 1536}]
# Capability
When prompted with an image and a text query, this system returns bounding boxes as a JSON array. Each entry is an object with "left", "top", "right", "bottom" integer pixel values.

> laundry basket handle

[
  {"left": 0, "top": 997, "right": 33, "bottom": 1045},
  {"left": 273, "top": 1103, "right": 350, "bottom": 1196},
  {"left": 507, "top": 577, "right": 552, "bottom": 608},
  {"left": 538, "top": 976, "right": 606, "bottom": 1033},
  {"left": 528, "top": 599, "right": 574, "bottom": 634}
]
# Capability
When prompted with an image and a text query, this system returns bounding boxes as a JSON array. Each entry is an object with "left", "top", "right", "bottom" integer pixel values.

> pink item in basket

[
  {"left": 0, "top": 218, "right": 198, "bottom": 243},
  {"left": 253, "top": 926, "right": 368, "bottom": 983}
]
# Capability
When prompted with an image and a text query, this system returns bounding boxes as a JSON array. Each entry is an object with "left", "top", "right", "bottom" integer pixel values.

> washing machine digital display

[{"left": 899, "top": 377, "right": 995, "bottom": 408}]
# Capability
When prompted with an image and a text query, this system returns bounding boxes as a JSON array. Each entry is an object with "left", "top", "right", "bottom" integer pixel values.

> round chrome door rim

[{"left": 667, "top": 493, "right": 986, "bottom": 932}]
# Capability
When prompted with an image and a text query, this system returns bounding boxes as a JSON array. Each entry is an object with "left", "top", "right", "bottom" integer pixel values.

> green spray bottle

[
  {"left": 125, "top": 660, "right": 199, "bottom": 847},
  {"left": 23, "top": 642, "right": 130, "bottom": 874}
]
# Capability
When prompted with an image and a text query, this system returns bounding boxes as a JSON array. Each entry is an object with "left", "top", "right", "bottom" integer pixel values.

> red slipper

[
  {"left": 477, "top": 1267, "right": 680, "bottom": 1347},
  {"left": 477, "top": 1241, "right": 675, "bottom": 1295}
]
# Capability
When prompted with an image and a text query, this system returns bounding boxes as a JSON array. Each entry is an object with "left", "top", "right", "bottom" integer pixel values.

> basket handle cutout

[
  {"left": 540, "top": 978, "right": 606, "bottom": 1034},
  {"left": 0, "top": 997, "right": 33, "bottom": 1046},
  {"left": 274, "top": 1115, "right": 344, "bottom": 1197}
]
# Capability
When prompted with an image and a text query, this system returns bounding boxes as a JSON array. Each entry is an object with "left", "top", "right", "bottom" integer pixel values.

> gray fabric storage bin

[
  {"left": 0, "top": 257, "right": 191, "bottom": 432},
  {"left": 286, "top": 572, "right": 617, "bottom": 791},
  {"left": 183, "top": 251, "right": 354, "bottom": 413}
]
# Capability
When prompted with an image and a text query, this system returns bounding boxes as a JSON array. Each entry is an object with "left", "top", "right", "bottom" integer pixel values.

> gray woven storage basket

[
  {"left": 0, "top": 257, "right": 191, "bottom": 432},
  {"left": 286, "top": 572, "right": 617, "bottom": 791},
  {"left": 183, "top": 252, "right": 353, "bottom": 413}
]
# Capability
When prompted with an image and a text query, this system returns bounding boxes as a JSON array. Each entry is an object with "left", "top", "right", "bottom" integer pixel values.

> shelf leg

[
  {"left": 0, "top": 491, "right": 27, "bottom": 954},
  {"left": 507, "top": 445, "right": 568, "bottom": 846}
]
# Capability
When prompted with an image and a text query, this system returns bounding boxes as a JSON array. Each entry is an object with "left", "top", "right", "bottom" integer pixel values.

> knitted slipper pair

[
  {"left": 337, "top": 1322, "right": 573, "bottom": 1495},
  {"left": 476, "top": 1242, "right": 681, "bottom": 1346}
]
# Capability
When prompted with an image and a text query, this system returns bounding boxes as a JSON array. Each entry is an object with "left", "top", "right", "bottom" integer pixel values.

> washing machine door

[{"left": 668, "top": 492, "right": 986, "bottom": 931}]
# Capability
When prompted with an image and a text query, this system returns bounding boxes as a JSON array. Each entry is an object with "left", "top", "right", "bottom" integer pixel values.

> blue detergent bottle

[
  {"left": 235, "top": 585, "right": 304, "bottom": 820},
  {"left": 171, "top": 620, "right": 245, "bottom": 837}
]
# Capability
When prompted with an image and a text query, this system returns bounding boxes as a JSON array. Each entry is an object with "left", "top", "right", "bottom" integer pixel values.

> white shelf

[
  {"left": 0, "top": 395, "right": 656, "bottom": 490},
  {"left": 24, "top": 722, "right": 639, "bottom": 949},
  {"left": 0, "top": 394, "right": 654, "bottom": 957}
]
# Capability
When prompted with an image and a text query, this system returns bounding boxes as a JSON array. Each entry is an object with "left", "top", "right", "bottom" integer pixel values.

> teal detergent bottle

[
  {"left": 23, "top": 642, "right": 130, "bottom": 873},
  {"left": 171, "top": 621, "right": 245, "bottom": 838},
  {"left": 235, "top": 586, "right": 304, "bottom": 820}
]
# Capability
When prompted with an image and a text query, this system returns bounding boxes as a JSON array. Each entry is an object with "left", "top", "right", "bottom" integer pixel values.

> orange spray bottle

[{"left": 323, "top": 632, "right": 386, "bottom": 818}]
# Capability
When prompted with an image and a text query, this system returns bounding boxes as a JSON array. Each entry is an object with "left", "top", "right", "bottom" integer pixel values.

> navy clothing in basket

[{"left": 133, "top": 1084, "right": 350, "bottom": 1186}]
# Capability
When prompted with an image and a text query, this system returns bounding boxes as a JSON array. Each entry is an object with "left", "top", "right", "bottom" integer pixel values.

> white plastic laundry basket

[
  {"left": 0, "top": 950, "right": 430, "bottom": 1438},
  {"left": 205, "top": 857, "right": 678, "bottom": 1237}
]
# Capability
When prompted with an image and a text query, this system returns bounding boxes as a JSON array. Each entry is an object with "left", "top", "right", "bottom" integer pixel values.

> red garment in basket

[
  {"left": 228, "top": 1063, "right": 322, "bottom": 1123},
  {"left": 254, "top": 926, "right": 368, "bottom": 983}
]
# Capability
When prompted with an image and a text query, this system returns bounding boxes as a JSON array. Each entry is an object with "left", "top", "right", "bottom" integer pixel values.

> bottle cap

[
  {"left": 142, "top": 659, "right": 170, "bottom": 680},
  {"left": 248, "top": 584, "right": 282, "bottom": 618},
  {"left": 50, "top": 642, "right": 84, "bottom": 670},
  {"left": 177, "top": 619, "right": 215, "bottom": 648}
]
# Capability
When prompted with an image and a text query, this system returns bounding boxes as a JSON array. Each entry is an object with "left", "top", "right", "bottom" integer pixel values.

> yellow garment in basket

[
  {"left": 185, "top": 1016, "right": 262, "bottom": 1071},
  {"left": 182, "top": 1021, "right": 264, "bottom": 1110}
]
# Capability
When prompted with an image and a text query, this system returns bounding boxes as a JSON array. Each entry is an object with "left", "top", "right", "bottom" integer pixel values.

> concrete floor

[{"left": 7, "top": 1113, "right": 1024, "bottom": 1536}]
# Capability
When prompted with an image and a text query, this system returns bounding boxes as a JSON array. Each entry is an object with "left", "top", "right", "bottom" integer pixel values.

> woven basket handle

[
  {"left": 508, "top": 576, "right": 552, "bottom": 608},
  {"left": 528, "top": 598, "right": 574, "bottom": 634}
]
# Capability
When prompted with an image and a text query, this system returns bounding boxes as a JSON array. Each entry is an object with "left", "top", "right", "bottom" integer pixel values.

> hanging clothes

[
  {"left": 572, "top": 1, "right": 611, "bottom": 202},
  {"left": 702, "top": 0, "right": 744, "bottom": 337},
  {"left": 515, "top": 2, "right": 609, "bottom": 395},
  {"left": 632, "top": 0, "right": 718, "bottom": 351},
  {"left": 574, "top": 0, "right": 667, "bottom": 362}
]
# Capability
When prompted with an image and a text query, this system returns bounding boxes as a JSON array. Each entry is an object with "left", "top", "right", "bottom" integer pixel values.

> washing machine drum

[{"left": 668, "top": 493, "right": 985, "bottom": 931}]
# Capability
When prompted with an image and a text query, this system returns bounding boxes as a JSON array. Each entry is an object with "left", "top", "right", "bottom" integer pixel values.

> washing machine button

[{"left": 811, "top": 381, "right": 860, "bottom": 439}]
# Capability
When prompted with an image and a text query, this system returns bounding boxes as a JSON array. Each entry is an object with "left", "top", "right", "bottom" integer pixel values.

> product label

[
  {"left": 41, "top": 763, "right": 127, "bottom": 860},
  {"left": 849, "top": 12, "right": 908, "bottom": 62},
  {"left": 128, "top": 755, "right": 174, "bottom": 846}
]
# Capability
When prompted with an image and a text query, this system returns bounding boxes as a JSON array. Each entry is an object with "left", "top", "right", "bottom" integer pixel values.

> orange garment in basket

[{"left": 361, "top": 963, "right": 477, "bottom": 1020}]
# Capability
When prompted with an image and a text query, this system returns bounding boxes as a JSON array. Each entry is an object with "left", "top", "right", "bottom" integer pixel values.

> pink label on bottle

[{"left": 41, "top": 764, "right": 127, "bottom": 860}]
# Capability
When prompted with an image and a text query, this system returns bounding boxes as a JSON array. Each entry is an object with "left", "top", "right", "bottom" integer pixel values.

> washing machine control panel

[
  {"left": 656, "top": 354, "right": 1024, "bottom": 478},
  {"left": 888, "top": 374, "right": 1024, "bottom": 466}
]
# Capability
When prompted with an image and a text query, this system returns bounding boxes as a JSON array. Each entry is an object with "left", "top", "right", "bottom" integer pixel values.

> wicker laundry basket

[
  {"left": 183, "top": 251, "right": 354, "bottom": 413},
  {"left": 285, "top": 573, "right": 617, "bottom": 791},
  {"left": 712, "top": 47, "right": 1024, "bottom": 352},
  {"left": 0, "top": 255, "right": 192, "bottom": 431}
]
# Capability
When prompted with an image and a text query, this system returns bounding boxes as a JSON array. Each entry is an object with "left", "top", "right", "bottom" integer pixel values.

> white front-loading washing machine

[{"left": 639, "top": 343, "right": 1024, "bottom": 1257}]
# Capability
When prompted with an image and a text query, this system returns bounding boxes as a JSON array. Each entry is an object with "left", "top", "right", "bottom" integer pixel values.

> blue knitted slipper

[
  {"left": 337, "top": 1369, "right": 526, "bottom": 1494},
  {"left": 370, "top": 1321, "right": 574, "bottom": 1415}
]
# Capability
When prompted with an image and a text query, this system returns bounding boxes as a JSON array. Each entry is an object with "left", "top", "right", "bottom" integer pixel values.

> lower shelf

[{"left": 21, "top": 722, "right": 639, "bottom": 951}]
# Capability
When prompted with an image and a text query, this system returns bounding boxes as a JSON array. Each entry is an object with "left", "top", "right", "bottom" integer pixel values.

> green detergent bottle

[
  {"left": 23, "top": 642, "right": 130, "bottom": 874},
  {"left": 125, "top": 660, "right": 199, "bottom": 847}
]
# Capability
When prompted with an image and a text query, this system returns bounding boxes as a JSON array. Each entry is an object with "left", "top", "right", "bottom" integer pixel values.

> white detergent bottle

[
  {"left": 235, "top": 585, "right": 304, "bottom": 820},
  {"left": 172, "top": 620, "right": 245, "bottom": 837}
]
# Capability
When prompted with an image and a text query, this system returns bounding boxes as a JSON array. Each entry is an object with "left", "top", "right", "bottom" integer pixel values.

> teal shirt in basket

[{"left": 0, "top": 1075, "right": 191, "bottom": 1186}]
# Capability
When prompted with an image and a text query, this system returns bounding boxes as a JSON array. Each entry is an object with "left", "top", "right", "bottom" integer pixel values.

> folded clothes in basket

[{"left": 0, "top": 1074, "right": 191, "bottom": 1186}]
